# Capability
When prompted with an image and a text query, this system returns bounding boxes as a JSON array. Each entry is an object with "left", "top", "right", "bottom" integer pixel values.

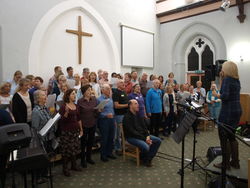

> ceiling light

[{"left": 220, "top": 0, "right": 230, "bottom": 11}]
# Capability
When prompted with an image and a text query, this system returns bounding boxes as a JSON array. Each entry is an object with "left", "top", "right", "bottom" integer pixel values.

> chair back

[{"left": 119, "top": 124, "right": 126, "bottom": 152}]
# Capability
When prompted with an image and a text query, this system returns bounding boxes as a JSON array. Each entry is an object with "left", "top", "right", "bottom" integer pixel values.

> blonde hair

[
  {"left": 16, "top": 78, "right": 30, "bottom": 92},
  {"left": 0, "top": 82, "right": 11, "bottom": 95},
  {"left": 210, "top": 83, "right": 218, "bottom": 90},
  {"left": 222, "top": 61, "right": 239, "bottom": 79}
]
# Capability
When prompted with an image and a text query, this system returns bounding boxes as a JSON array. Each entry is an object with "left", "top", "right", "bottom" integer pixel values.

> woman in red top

[{"left": 59, "top": 89, "right": 83, "bottom": 177}]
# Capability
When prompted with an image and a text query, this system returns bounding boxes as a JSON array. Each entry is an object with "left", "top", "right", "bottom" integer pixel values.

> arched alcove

[
  {"left": 29, "top": 0, "right": 120, "bottom": 83},
  {"left": 172, "top": 22, "right": 227, "bottom": 83}
]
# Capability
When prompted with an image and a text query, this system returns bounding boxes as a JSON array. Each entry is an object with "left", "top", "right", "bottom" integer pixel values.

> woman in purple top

[
  {"left": 77, "top": 84, "right": 98, "bottom": 167},
  {"left": 59, "top": 89, "right": 83, "bottom": 177},
  {"left": 128, "top": 84, "right": 147, "bottom": 118}
]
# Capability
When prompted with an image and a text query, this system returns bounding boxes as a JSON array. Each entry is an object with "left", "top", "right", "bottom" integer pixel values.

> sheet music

[
  {"left": 94, "top": 99, "right": 109, "bottom": 110},
  {"left": 243, "top": 138, "right": 250, "bottom": 142},
  {"left": 39, "top": 113, "right": 61, "bottom": 137},
  {"left": 9, "top": 150, "right": 17, "bottom": 161},
  {"left": 191, "top": 101, "right": 202, "bottom": 109},
  {"left": 46, "top": 94, "right": 56, "bottom": 108}
]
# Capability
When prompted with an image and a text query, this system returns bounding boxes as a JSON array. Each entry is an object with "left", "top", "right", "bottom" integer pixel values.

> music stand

[
  {"left": 0, "top": 123, "right": 31, "bottom": 188},
  {"left": 172, "top": 110, "right": 197, "bottom": 188}
]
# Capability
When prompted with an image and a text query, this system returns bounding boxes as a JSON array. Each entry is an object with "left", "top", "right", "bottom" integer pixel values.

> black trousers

[
  {"left": 150, "top": 113, "right": 162, "bottom": 137},
  {"left": 164, "top": 112, "right": 177, "bottom": 134},
  {"left": 218, "top": 125, "right": 236, "bottom": 186},
  {"left": 0, "top": 154, "right": 8, "bottom": 188},
  {"left": 81, "top": 126, "right": 96, "bottom": 161}
]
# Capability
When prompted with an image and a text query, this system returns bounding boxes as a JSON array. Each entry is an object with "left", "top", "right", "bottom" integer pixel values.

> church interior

[{"left": 0, "top": 0, "right": 250, "bottom": 187}]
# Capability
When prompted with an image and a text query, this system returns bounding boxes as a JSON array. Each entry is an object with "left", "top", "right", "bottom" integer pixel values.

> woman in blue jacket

[{"left": 213, "top": 61, "right": 242, "bottom": 171}]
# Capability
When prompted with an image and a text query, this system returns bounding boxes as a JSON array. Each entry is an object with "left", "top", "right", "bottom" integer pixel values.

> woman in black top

[{"left": 12, "top": 78, "right": 34, "bottom": 125}]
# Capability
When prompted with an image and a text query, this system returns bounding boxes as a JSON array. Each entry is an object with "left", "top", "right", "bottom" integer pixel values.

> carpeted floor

[{"left": 5, "top": 125, "right": 250, "bottom": 188}]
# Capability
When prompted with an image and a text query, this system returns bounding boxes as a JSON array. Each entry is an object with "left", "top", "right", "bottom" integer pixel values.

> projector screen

[{"left": 121, "top": 25, "right": 154, "bottom": 68}]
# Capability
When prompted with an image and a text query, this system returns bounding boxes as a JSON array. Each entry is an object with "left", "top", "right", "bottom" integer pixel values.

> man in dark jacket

[{"left": 123, "top": 99, "right": 161, "bottom": 167}]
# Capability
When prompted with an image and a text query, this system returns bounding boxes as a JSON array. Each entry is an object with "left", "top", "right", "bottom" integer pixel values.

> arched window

[
  {"left": 188, "top": 47, "right": 199, "bottom": 71},
  {"left": 186, "top": 36, "right": 215, "bottom": 91},
  {"left": 202, "top": 45, "right": 213, "bottom": 70}
]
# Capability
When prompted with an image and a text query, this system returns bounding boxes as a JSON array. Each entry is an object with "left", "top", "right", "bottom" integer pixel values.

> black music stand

[
  {"left": 182, "top": 117, "right": 205, "bottom": 172},
  {"left": 172, "top": 110, "right": 197, "bottom": 188},
  {"left": 0, "top": 123, "right": 31, "bottom": 188}
]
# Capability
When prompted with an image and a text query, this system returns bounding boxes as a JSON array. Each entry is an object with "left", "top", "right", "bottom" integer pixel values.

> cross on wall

[{"left": 66, "top": 16, "right": 93, "bottom": 64}]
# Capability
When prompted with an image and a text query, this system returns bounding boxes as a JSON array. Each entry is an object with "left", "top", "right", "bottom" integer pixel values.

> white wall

[
  {"left": 159, "top": 3, "right": 250, "bottom": 93},
  {"left": 0, "top": 27, "right": 2, "bottom": 82},
  {"left": 0, "top": 0, "right": 159, "bottom": 83}
]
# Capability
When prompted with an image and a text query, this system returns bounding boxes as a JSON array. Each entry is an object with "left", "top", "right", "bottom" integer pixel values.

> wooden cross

[{"left": 66, "top": 16, "right": 93, "bottom": 64}]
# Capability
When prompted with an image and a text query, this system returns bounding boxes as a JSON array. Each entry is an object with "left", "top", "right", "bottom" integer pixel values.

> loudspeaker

[
  {"left": 206, "top": 146, "right": 222, "bottom": 162},
  {"left": 205, "top": 64, "right": 216, "bottom": 81},
  {"left": 215, "top": 60, "right": 227, "bottom": 76},
  {"left": 208, "top": 176, "right": 235, "bottom": 188},
  {"left": 0, "top": 123, "right": 31, "bottom": 153}
]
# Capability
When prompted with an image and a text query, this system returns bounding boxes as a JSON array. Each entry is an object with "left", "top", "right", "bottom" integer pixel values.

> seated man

[{"left": 123, "top": 99, "right": 161, "bottom": 167}]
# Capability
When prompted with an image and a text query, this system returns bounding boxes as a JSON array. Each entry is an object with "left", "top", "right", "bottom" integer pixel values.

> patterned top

[
  {"left": 32, "top": 105, "right": 51, "bottom": 131},
  {"left": 31, "top": 105, "right": 55, "bottom": 141},
  {"left": 218, "top": 77, "right": 242, "bottom": 127}
]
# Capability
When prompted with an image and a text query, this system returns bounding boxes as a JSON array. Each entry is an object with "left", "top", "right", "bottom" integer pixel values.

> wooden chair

[
  {"left": 120, "top": 125, "right": 140, "bottom": 166},
  {"left": 198, "top": 117, "right": 209, "bottom": 131}
]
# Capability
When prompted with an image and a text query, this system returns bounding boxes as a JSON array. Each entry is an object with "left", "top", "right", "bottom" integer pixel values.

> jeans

[
  {"left": 126, "top": 135, "right": 161, "bottom": 161},
  {"left": 114, "top": 115, "right": 124, "bottom": 151},
  {"left": 98, "top": 118, "right": 115, "bottom": 158},
  {"left": 208, "top": 105, "right": 221, "bottom": 120}
]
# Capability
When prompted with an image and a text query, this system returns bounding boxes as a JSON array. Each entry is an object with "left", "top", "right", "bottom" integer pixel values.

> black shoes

[
  {"left": 86, "top": 159, "right": 95, "bottom": 165},
  {"left": 81, "top": 161, "right": 87, "bottom": 168},
  {"left": 107, "top": 155, "right": 117, "bottom": 159},
  {"left": 101, "top": 157, "right": 109, "bottom": 162},
  {"left": 143, "top": 160, "right": 152, "bottom": 167}
]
